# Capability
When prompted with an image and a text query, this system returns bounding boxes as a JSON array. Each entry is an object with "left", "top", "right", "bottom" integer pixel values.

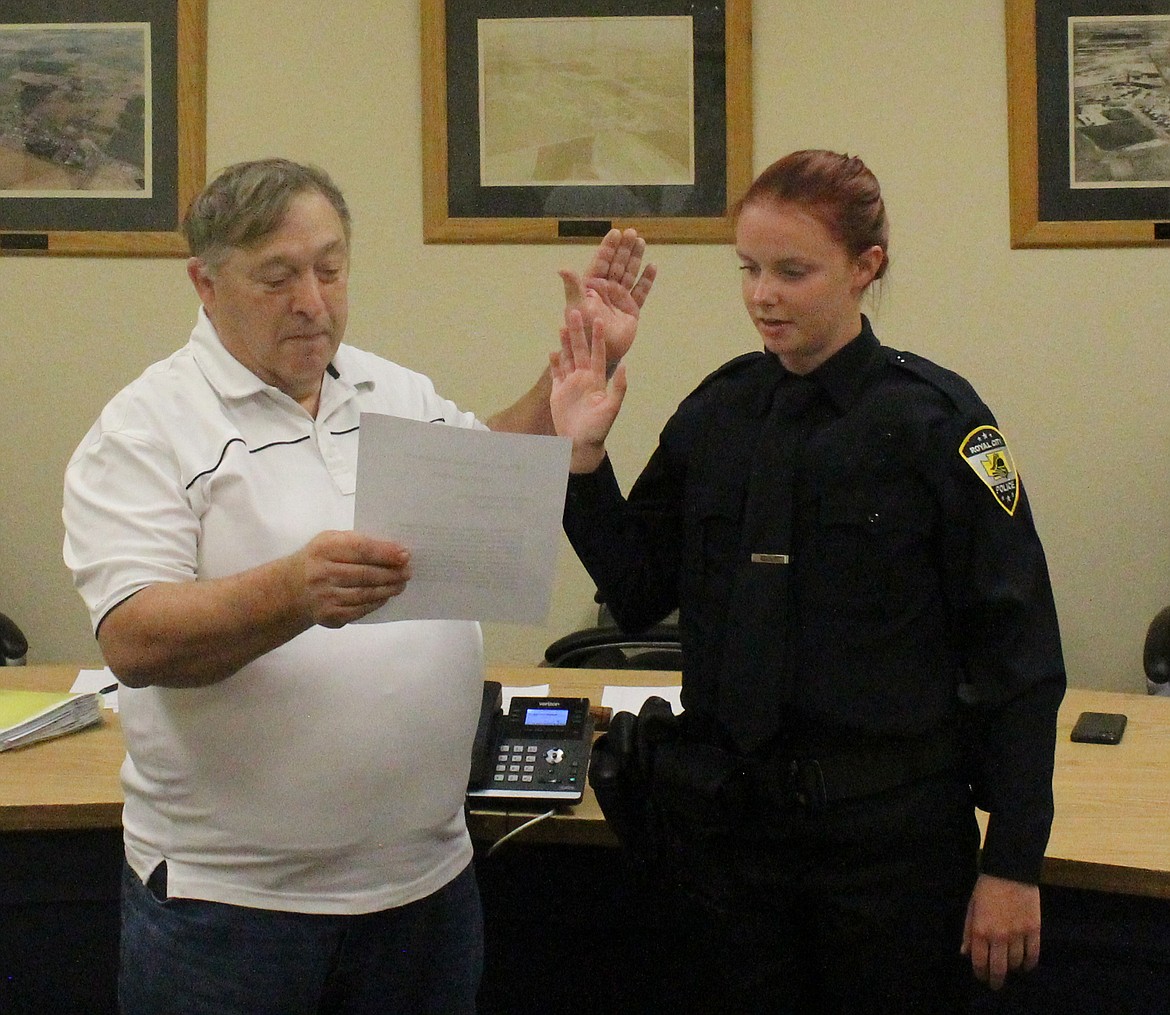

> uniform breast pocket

[
  {"left": 684, "top": 483, "right": 745, "bottom": 606},
  {"left": 815, "top": 484, "right": 936, "bottom": 617}
]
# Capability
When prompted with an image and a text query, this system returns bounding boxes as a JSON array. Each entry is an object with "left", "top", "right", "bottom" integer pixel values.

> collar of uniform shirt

[{"left": 793, "top": 316, "right": 883, "bottom": 414}]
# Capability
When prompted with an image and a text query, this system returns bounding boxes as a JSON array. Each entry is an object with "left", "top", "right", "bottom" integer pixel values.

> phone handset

[{"left": 469, "top": 680, "right": 504, "bottom": 790}]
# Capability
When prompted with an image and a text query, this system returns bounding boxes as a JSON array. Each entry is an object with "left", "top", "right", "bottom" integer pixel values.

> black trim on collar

[{"left": 326, "top": 362, "right": 340, "bottom": 379}]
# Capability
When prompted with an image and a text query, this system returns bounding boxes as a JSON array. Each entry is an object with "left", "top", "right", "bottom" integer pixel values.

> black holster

[{"left": 589, "top": 699, "right": 748, "bottom": 876}]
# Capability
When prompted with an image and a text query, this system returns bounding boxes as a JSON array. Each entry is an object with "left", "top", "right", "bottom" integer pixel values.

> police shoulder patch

[{"left": 960, "top": 426, "right": 1019, "bottom": 515}]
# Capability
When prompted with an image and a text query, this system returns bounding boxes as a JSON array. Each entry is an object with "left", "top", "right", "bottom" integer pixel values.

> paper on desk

[
  {"left": 602, "top": 685, "right": 683, "bottom": 716},
  {"left": 353, "top": 413, "right": 571, "bottom": 624},
  {"left": 70, "top": 667, "right": 119, "bottom": 711},
  {"left": 502, "top": 684, "right": 550, "bottom": 712}
]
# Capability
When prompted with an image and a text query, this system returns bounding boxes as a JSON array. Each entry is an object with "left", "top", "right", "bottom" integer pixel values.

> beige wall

[{"left": 2, "top": 1, "right": 1167, "bottom": 691}]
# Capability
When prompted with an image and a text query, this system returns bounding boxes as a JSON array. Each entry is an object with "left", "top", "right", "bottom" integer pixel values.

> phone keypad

[
  {"left": 490, "top": 742, "right": 581, "bottom": 787},
  {"left": 493, "top": 744, "right": 539, "bottom": 783}
]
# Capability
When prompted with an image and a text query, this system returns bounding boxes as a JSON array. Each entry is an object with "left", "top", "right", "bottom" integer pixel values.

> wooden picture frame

[
  {"left": 0, "top": 0, "right": 206, "bottom": 256},
  {"left": 1007, "top": 0, "right": 1170, "bottom": 247},
  {"left": 421, "top": 0, "right": 752, "bottom": 244}
]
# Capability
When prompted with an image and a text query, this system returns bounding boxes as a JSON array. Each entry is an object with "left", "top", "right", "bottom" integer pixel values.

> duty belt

[{"left": 753, "top": 734, "right": 961, "bottom": 813}]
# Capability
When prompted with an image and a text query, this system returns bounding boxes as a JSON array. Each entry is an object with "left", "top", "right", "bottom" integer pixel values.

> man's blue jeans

[{"left": 118, "top": 859, "right": 483, "bottom": 1015}]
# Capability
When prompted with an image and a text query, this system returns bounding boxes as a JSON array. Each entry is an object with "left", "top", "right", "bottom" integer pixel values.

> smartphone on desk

[
  {"left": 467, "top": 680, "right": 593, "bottom": 805},
  {"left": 1070, "top": 711, "right": 1127, "bottom": 745}
]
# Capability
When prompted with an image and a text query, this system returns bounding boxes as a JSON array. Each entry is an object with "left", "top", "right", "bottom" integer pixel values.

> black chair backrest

[
  {"left": 1144, "top": 605, "right": 1170, "bottom": 693},
  {"left": 0, "top": 612, "right": 28, "bottom": 666},
  {"left": 543, "top": 623, "right": 682, "bottom": 670}
]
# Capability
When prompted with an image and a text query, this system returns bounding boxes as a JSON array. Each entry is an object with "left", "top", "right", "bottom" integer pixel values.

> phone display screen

[
  {"left": 524, "top": 706, "right": 569, "bottom": 727},
  {"left": 508, "top": 695, "right": 589, "bottom": 740}
]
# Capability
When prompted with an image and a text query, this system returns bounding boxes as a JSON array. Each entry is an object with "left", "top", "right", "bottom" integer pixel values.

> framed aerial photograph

[
  {"left": 421, "top": 0, "right": 752, "bottom": 243},
  {"left": 0, "top": 0, "right": 206, "bottom": 256},
  {"left": 1007, "top": 0, "right": 1170, "bottom": 246}
]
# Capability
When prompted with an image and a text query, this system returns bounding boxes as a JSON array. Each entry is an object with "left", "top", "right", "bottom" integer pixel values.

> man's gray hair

[{"left": 183, "top": 158, "right": 351, "bottom": 272}]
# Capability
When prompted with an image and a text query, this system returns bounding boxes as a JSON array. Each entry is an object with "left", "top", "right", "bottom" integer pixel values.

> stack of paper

[{"left": 0, "top": 689, "right": 102, "bottom": 752}]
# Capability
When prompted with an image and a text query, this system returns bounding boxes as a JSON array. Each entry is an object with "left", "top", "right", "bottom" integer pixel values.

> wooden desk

[
  {"left": 4, "top": 665, "right": 1170, "bottom": 899},
  {"left": 479, "top": 671, "right": 1170, "bottom": 900},
  {"left": 0, "top": 665, "right": 125, "bottom": 832},
  {"left": 1042, "top": 687, "right": 1170, "bottom": 898}
]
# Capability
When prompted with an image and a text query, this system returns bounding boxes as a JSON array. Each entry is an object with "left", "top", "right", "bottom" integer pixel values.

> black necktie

[{"left": 716, "top": 373, "right": 821, "bottom": 753}]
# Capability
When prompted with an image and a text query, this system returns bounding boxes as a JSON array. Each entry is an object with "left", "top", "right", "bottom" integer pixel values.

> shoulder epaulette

[
  {"left": 883, "top": 347, "right": 1022, "bottom": 513},
  {"left": 882, "top": 347, "right": 985, "bottom": 415},
  {"left": 683, "top": 351, "right": 769, "bottom": 403}
]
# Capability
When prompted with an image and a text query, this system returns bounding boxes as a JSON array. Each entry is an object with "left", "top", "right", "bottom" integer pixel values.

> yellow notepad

[{"left": 0, "top": 689, "right": 102, "bottom": 752}]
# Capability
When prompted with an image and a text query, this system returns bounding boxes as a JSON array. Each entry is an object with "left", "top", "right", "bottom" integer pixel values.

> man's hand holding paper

[{"left": 294, "top": 530, "right": 413, "bottom": 628}]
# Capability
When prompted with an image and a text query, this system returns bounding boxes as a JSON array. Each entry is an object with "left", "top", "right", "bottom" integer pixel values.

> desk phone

[{"left": 467, "top": 681, "right": 593, "bottom": 805}]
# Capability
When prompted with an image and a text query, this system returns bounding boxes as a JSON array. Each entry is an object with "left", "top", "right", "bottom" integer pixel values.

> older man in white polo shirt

[{"left": 62, "top": 158, "right": 654, "bottom": 1015}]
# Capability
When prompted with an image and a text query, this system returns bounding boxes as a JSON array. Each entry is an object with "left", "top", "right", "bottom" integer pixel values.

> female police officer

[{"left": 549, "top": 150, "right": 1065, "bottom": 1013}]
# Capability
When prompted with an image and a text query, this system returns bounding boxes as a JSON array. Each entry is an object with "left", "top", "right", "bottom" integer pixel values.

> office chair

[
  {"left": 544, "top": 600, "right": 683, "bottom": 670},
  {"left": 0, "top": 611, "right": 28, "bottom": 666},
  {"left": 1144, "top": 605, "right": 1170, "bottom": 696}
]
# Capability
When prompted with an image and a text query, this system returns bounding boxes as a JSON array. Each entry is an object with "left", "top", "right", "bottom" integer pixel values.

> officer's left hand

[{"left": 961, "top": 873, "right": 1041, "bottom": 990}]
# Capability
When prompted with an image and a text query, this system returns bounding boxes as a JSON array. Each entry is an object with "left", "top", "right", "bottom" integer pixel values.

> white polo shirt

[{"left": 64, "top": 309, "right": 488, "bottom": 914}]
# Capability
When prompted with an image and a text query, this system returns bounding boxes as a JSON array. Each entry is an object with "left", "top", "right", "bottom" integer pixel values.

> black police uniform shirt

[{"left": 563, "top": 317, "right": 1066, "bottom": 884}]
